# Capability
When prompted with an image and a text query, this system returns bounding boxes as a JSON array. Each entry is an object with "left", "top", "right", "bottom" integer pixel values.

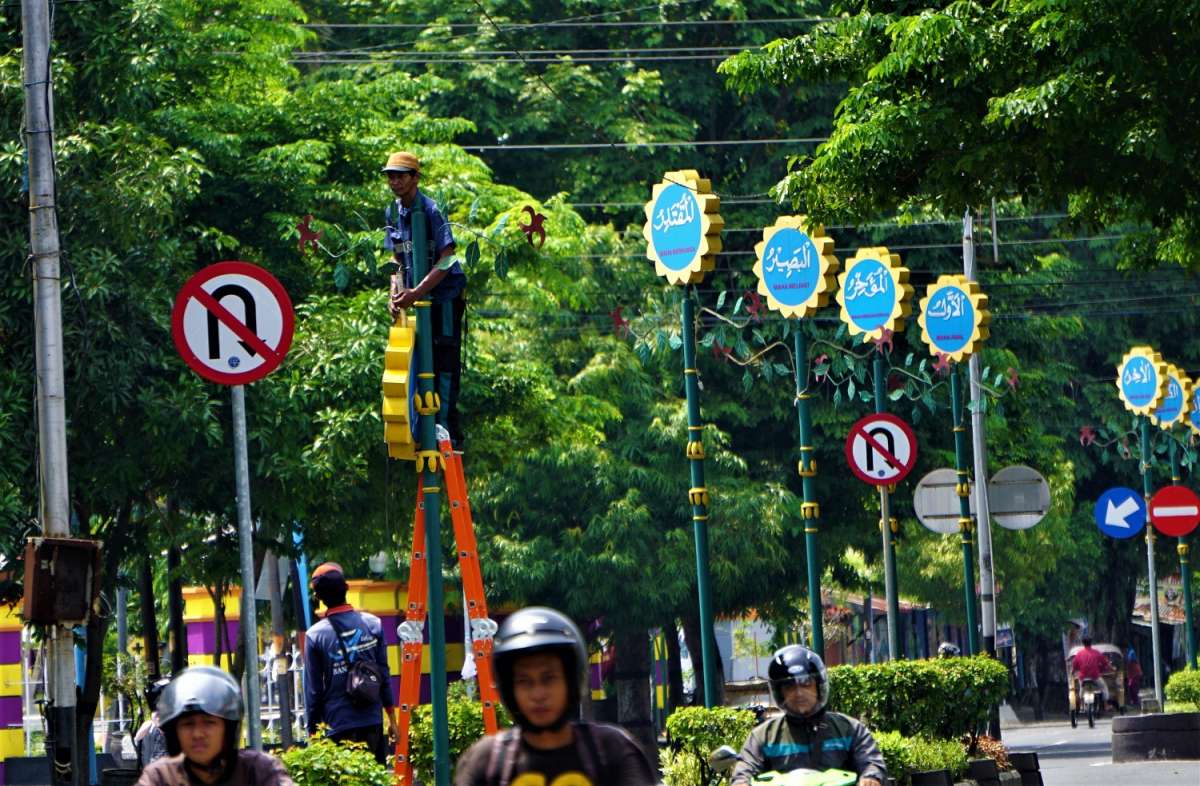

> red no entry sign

[
  {"left": 171, "top": 261, "right": 294, "bottom": 385},
  {"left": 1149, "top": 485, "right": 1200, "bottom": 537},
  {"left": 845, "top": 413, "right": 918, "bottom": 486}
]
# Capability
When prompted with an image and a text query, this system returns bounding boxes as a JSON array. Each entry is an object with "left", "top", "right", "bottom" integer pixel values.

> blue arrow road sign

[{"left": 1095, "top": 487, "right": 1146, "bottom": 539}]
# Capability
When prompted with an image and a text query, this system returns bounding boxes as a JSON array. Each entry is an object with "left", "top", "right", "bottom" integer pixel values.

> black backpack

[{"left": 328, "top": 616, "right": 385, "bottom": 708}]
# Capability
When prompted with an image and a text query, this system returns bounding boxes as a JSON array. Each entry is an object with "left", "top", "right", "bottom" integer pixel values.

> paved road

[{"left": 1000, "top": 716, "right": 1200, "bottom": 786}]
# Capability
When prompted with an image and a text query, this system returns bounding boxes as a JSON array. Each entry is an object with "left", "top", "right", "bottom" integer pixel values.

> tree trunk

[
  {"left": 614, "top": 628, "right": 657, "bottom": 769},
  {"left": 76, "top": 500, "right": 135, "bottom": 782},
  {"left": 682, "top": 614, "right": 724, "bottom": 706},
  {"left": 166, "top": 497, "right": 187, "bottom": 673},
  {"left": 140, "top": 547, "right": 161, "bottom": 679},
  {"left": 211, "top": 580, "right": 227, "bottom": 669},
  {"left": 664, "top": 620, "right": 685, "bottom": 716}
]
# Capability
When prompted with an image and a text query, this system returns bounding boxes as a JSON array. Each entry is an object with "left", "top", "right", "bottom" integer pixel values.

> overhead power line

[
  {"left": 290, "top": 53, "right": 749, "bottom": 65},
  {"left": 459, "top": 138, "right": 825, "bottom": 151},
  {"left": 293, "top": 44, "right": 757, "bottom": 58},
  {"left": 304, "top": 17, "right": 828, "bottom": 30}
]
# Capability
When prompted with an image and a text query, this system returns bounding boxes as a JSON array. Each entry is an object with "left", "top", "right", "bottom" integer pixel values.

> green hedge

[
  {"left": 411, "top": 682, "right": 513, "bottom": 782},
  {"left": 661, "top": 706, "right": 757, "bottom": 786},
  {"left": 828, "top": 655, "right": 1010, "bottom": 738},
  {"left": 874, "top": 731, "right": 968, "bottom": 784},
  {"left": 281, "top": 735, "right": 392, "bottom": 786},
  {"left": 1165, "top": 667, "right": 1200, "bottom": 711}
]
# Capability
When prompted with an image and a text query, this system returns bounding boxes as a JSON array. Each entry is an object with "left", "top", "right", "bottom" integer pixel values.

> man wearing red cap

[
  {"left": 302, "top": 563, "right": 396, "bottom": 763},
  {"left": 382, "top": 151, "right": 467, "bottom": 447}
]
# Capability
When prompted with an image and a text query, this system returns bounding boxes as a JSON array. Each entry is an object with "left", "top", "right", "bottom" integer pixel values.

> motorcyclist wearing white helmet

[
  {"left": 454, "top": 607, "right": 656, "bottom": 786},
  {"left": 136, "top": 666, "right": 293, "bottom": 786},
  {"left": 731, "top": 645, "right": 886, "bottom": 786}
]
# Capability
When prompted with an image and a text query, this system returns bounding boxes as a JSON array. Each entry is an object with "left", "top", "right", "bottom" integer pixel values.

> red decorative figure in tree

[
  {"left": 297, "top": 214, "right": 323, "bottom": 255},
  {"left": 520, "top": 205, "right": 547, "bottom": 248}
]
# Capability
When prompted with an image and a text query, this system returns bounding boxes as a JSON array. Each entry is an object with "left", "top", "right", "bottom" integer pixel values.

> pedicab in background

[{"left": 1067, "top": 643, "right": 1125, "bottom": 727}]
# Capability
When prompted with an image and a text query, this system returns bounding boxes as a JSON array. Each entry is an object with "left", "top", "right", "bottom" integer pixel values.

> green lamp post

[
  {"left": 644, "top": 170, "right": 724, "bottom": 705},
  {"left": 751, "top": 217, "right": 840, "bottom": 657},
  {"left": 834, "top": 247, "right": 913, "bottom": 660},
  {"left": 917, "top": 274, "right": 991, "bottom": 655}
]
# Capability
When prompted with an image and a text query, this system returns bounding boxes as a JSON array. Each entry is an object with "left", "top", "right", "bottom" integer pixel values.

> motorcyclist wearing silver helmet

[
  {"left": 136, "top": 666, "right": 293, "bottom": 786},
  {"left": 731, "top": 645, "right": 886, "bottom": 786}
]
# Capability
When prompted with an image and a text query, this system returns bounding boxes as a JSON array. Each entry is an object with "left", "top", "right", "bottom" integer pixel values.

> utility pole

[
  {"left": 22, "top": 1, "right": 79, "bottom": 783},
  {"left": 963, "top": 210, "right": 1001, "bottom": 738}
]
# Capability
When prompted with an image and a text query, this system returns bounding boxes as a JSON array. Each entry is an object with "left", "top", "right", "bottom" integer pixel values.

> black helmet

[
  {"left": 492, "top": 607, "right": 587, "bottom": 729},
  {"left": 145, "top": 676, "right": 172, "bottom": 710},
  {"left": 158, "top": 666, "right": 242, "bottom": 760},
  {"left": 937, "top": 642, "right": 961, "bottom": 658},
  {"left": 767, "top": 644, "right": 829, "bottom": 718}
]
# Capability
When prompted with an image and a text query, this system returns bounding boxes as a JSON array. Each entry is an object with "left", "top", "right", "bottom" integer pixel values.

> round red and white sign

[
  {"left": 1149, "top": 484, "right": 1200, "bottom": 537},
  {"left": 171, "top": 261, "right": 294, "bottom": 385},
  {"left": 845, "top": 413, "right": 918, "bottom": 486}
]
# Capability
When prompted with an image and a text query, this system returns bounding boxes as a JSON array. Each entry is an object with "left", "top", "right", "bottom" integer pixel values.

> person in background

[
  {"left": 1125, "top": 647, "right": 1143, "bottom": 708},
  {"left": 302, "top": 562, "right": 396, "bottom": 765},
  {"left": 134, "top": 677, "right": 172, "bottom": 768}
]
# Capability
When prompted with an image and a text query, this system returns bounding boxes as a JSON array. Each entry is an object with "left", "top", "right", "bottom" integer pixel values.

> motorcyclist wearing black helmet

[
  {"left": 937, "top": 642, "right": 961, "bottom": 659},
  {"left": 454, "top": 607, "right": 656, "bottom": 786},
  {"left": 731, "top": 645, "right": 886, "bottom": 786},
  {"left": 136, "top": 666, "right": 293, "bottom": 786}
]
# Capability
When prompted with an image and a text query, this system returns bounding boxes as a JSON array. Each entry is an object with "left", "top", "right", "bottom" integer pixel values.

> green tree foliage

[{"left": 719, "top": 0, "right": 1200, "bottom": 268}]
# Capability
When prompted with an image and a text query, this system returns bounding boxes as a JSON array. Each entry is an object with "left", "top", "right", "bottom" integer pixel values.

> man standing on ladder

[{"left": 384, "top": 151, "right": 467, "bottom": 448}]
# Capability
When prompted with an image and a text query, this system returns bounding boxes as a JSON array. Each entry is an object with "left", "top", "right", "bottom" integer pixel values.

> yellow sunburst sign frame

[
  {"left": 752, "top": 216, "right": 839, "bottom": 318},
  {"left": 642, "top": 170, "right": 724, "bottom": 286},
  {"left": 835, "top": 247, "right": 913, "bottom": 344},
  {"left": 916, "top": 274, "right": 991, "bottom": 363},
  {"left": 1152, "top": 364, "right": 1190, "bottom": 429},
  {"left": 1187, "top": 378, "right": 1200, "bottom": 437},
  {"left": 1116, "top": 345, "right": 1169, "bottom": 416}
]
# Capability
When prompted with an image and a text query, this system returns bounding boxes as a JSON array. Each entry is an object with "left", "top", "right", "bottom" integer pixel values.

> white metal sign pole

[
  {"left": 964, "top": 211, "right": 1001, "bottom": 737},
  {"left": 231, "top": 384, "right": 262, "bottom": 750}
]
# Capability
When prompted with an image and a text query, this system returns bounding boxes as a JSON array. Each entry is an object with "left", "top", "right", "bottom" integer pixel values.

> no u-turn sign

[{"left": 171, "top": 261, "right": 294, "bottom": 385}]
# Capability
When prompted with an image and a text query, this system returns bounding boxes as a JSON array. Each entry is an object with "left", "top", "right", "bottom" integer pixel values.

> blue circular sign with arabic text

[
  {"left": 924, "top": 286, "right": 975, "bottom": 354},
  {"left": 761, "top": 228, "right": 820, "bottom": 307},
  {"left": 1190, "top": 388, "right": 1200, "bottom": 433},
  {"left": 1119, "top": 356, "right": 1159, "bottom": 409},
  {"left": 1155, "top": 376, "right": 1185, "bottom": 424},
  {"left": 649, "top": 184, "right": 702, "bottom": 273},
  {"left": 840, "top": 258, "right": 895, "bottom": 332}
]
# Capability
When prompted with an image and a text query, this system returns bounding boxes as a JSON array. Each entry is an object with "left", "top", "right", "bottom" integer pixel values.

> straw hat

[{"left": 381, "top": 151, "right": 420, "bottom": 173}]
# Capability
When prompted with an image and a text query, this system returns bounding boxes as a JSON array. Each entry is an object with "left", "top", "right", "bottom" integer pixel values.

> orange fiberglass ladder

[{"left": 393, "top": 434, "right": 500, "bottom": 785}]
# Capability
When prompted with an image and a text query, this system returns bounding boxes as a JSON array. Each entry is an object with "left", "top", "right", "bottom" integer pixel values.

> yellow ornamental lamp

[
  {"left": 643, "top": 170, "right": 724, "bottom": 286},
  {"left": 752, "top": 216, "right": 839, "bottom": 318},
  {"left": 916, "top": 274, "right": 991, "bottom": 363},
  {"left": 834, "top": 247, "right": 913, "bottom": 344}
]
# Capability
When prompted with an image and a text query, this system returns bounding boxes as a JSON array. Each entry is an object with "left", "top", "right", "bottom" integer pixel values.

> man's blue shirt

[
  {"left": 303, "top": 608, "right": 394, "bottom": 735},
  {"left": 384, "top": 191, "right": 465, "bottom": 301}
]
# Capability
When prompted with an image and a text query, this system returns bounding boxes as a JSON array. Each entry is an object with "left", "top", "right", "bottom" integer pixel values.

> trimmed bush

[
  {"left": 281, "top": 735, "right": 392, "bottom": 786},
  {"left": 410, "top": 682, "right": 513, "bottom": 782},
  {"left": 874, "top": 731, "right": 968, "bottom": 784},
  {"left": 1165, "top": 667, "right": 1200, "bottom": 711},
  {"left": 661, "top": 705, "right": 757, "bottom": 786},
  {"left": 828, "top": 655, "right": 1009, "bottom": 738}
]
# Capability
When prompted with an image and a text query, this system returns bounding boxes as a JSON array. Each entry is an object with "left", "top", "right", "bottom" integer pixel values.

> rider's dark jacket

[{"left": 731, "top": 710, "right": 888, "bottom": 785}]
